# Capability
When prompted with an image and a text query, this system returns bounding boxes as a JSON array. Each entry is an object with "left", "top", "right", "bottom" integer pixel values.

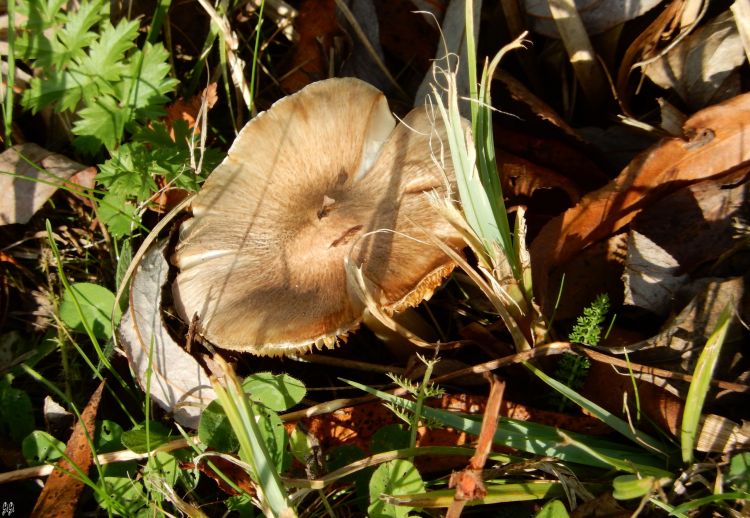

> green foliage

[
  {"left": 95, "top": 419, "right": 125, "bottom": 453},
  {"left": 569, "top": 293, "right": 610, "bottom": 346},
  {"left": 22, "top": 430, "right": 65, "bottom": 466},
  {"left": 535, "top": 499, "right": 570, "bottom": 518},
  {"left": 0, "top": 379, "right": 35, "bottom": 443},
  {"left": 384, "top": 356, "right": 444, "bottom": 434},
  {"left": 367, "top": 459, "right": 425, "bottom": 518},
  {"left": 612, "top": 474, "right": 666, "bottom": 500},
  {"left": 18, "top": 0, "right": 178, "bottom": 153},
  {"left": 681, "top": 304, "right": 732, "bottom": 464},
  {"left": 59, "top": 282, "right": 121, "bottom": 340},
  {"left": 199, "top": 399, "right": 240, "bottom": 452},
  {"left": 242, "top": 372, "right": 307, "bottom": 412},
  {"left": 94, "top": 476, "right": 147, "bottom": 516},
  {"left": 121, "top": 421, "right": 172, "bottom": 453},
  {"left": 370, "top": 424, "right": 411, "bottom": 454},
  {"left": 727, "top": 452, "right": 750, "bottom": 492}
]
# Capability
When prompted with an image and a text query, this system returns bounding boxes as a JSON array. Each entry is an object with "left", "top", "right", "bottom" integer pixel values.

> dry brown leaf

[
  {"left": 164, "top": 83, "right": 218, "bottom": 136},
  {"left": 530, "top": 92, "right": 750, "bottom": 306},
  {"left": 644, "top": 11, "right": 745, "bottom": 109},
  {"left": 524, "top": 0, "right": 663, "bottom": 38},
  {"left": 499, "top": 150, "right": 581, "bottom": 204},
  {"left": 616, "top": 0, "right": 688, "bottom": 110},
  {"left": 582, "top": 358, "right": 750, "bottom": 453},
  {"left": 280, "top": 0, "right": 339, "bottom": 93},
  {"left": 0, "top": 143, "right": 91, "bottom": 226},
  {"left": 623, "top": 168, "right": 750, "bottom": 315},
  {"left": 31, "top": 381, "right": 105, "bottom": 518},
  {"left": 119, "top": 240, "right": 216, "bottom": 428}
]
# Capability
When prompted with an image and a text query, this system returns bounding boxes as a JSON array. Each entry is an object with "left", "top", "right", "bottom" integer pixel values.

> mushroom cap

[{"left": 172, "top": 78, "right": 465, "bottom": 355}]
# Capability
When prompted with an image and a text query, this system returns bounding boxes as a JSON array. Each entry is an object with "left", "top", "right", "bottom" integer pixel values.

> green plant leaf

[
  {"left": 242, "top": 372, "right": 306, "bottom": 412},
  {"left": 535, "top": 499, "right": 570, "bottom": 518},
  {"left": 22, "top": 69, "right": 92, "bottom": 114},
  {"left": 22, "top": 430, "right": 66, "bottom": 466},
  {"left": 344, "top": 378, "right": 667, "bottom": 471},
  {"left": 72, "top": 94, "right": 128, "bottom": 152},
  {"left": 97, "top": 142, "right": 158, "bottom": 200},
  {"left": 728, "top": 451, "right": 750, "bottom": 492},
  {"left": 0, "top": 381, "right": 35, "bottom": 443},
  {"left": 121, "top": 43, "right": 179, "bottom": 120},
  {"left": 370, "top": 424, "right": 410, "bottom": 454},
  {"left": 95, "top": 419, "right": 124, "bottom": 453},
  {"left": 54, "top": 0, "right": 106, "bottom": 67},
  {"left": 121, "top": 421, "right": 171, "bottom": 453},
  {"left": 59, "top": 282, "right": 121, "bottom": 339},
  {"left": 198, "top": 400, "right": 240, "bottom": 452},
  {"left": 77, "top": 19, "right": 138, "bottom": 83},
  {"left": 681, "top": 303, "right": 732, "bottom": 464},
  {"left": 94, "top": 476, "right": 146, "bottom": 516},
  {"left": 98, "top": 192, "right": 139, "bottom": 238},
  {"left": 368, "top": 459, "right": 425, "bottom": 518}
]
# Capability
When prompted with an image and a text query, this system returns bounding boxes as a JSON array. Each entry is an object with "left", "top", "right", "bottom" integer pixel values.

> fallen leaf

[
  {"left": 530, "top": 92, "right": 750, "bottom": 306},
  {"left": 616, "top": 0, "right": 689, "bottom": 110},
  {"left": 623, "top": 169, "right": 750, "bottom": 315},
  {"left": 119, "top": 240, "right": 216, "bottom": 429},
  {"left": 524, "top": 0, "right": 663, "bottom": 38},
  {"left": 644, "top": 11, "right": 745, "bottom": 109},
  {"left": 280, "top": 0, "right": 339, "bottom": 93},
  {"left": 625, "top": 277, "right": 747, "bottom": 377},
  {"left": 31, "top": 381, "right": 105, "bottom": 518},
  {"left": 0, "top": 143, "right": 91, "bottom": 226},
  {"left": 165, "top": 83, "right": 218, "bottom": 136},
  {"left": 499, "top": 150, "right": 581, "bottom": 204},
  {"left": 582, "top": 359, "right": 750, "bottom": 453}
]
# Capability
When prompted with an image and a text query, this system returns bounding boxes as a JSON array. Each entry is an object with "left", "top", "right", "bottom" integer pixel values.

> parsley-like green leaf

[
  {"left": 98, "top": 192, "right": 139, "bottom": 237},
  {"left": 97, "top": 142, "right": 159, "bottom": 201},
  {"left": 72, "top": 95, "right": 127, "bottom": 152},
  {"left": 119, "top": 43, "right": 179, "bottom": 120},
  {"left": 54, "top": 0, "right": 106, "bottom": 67},
  {"left": 77, "top": 19, "right": 138, "bottom": 83}
]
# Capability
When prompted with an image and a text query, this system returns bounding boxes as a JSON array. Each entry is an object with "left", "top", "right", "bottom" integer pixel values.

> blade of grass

[
  {"left": 681, "top": 303, "right": 733, "bottom": 464},
  {"left": 524, "top": 361, "right": 671, "bottom": 456},
  {"left": 386, "top": 481, "right": 564, "bottom": 508},
  {"left": 211, "top": 357, "right": 295, "bottom": 517},
  {"left": 3, "top": 0, "right": 15, "bottom": 147},
  {"left": 343, "top": 378, "right": 666, "bottom": 470}
]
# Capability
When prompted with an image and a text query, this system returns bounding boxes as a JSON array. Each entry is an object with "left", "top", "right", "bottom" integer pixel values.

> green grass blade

[
  {"left": 3, "top": 0, "right": 16, "bottom": 147},
  {"left": 681, "top": 303, "right": 733, "bottom": 464},
  {"left": 343, "top": 378, "right": 666, "bottom": 471},
  {"left": 524, "top": 361, "right": 671, "bottom": 456},
  {"left": 211, "top": 363, "right": 294, "bottom": 517},
  {"left": 388, "top": 481, "right": 563, "bottom": 508}
]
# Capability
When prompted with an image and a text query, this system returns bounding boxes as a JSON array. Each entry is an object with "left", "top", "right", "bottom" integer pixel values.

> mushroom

[{"left": 172, "top": 77, "right": 465, "bottom": 355}]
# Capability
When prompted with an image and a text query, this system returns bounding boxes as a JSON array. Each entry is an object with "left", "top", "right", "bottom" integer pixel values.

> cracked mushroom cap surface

[{"left": 172, "top": 78, "right": 465, "bottom": 355}]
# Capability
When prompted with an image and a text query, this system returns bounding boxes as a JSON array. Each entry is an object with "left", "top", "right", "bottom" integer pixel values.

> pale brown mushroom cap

[{"left": 172, "top": 78, "right": 465, "bottom": 355}]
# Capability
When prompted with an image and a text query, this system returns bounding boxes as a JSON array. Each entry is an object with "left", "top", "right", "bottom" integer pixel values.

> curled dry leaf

[
  {"left": 31, "top": 381, "right": 105, "bottom": 518},
  {"left": 523, "top": 0, "right": 663, "bottom": 38},
  {"left": 644, "top": 11, "right": 745, "bottom": 109},
  {"left": 530, "top": 92, "right": 750, "bottom": 307},
  {"left": 119, "top": 240, "right": 215, "bottom": 429},
  {"left": 0, "top": 143, "right": 93, "bottom": 226}
]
